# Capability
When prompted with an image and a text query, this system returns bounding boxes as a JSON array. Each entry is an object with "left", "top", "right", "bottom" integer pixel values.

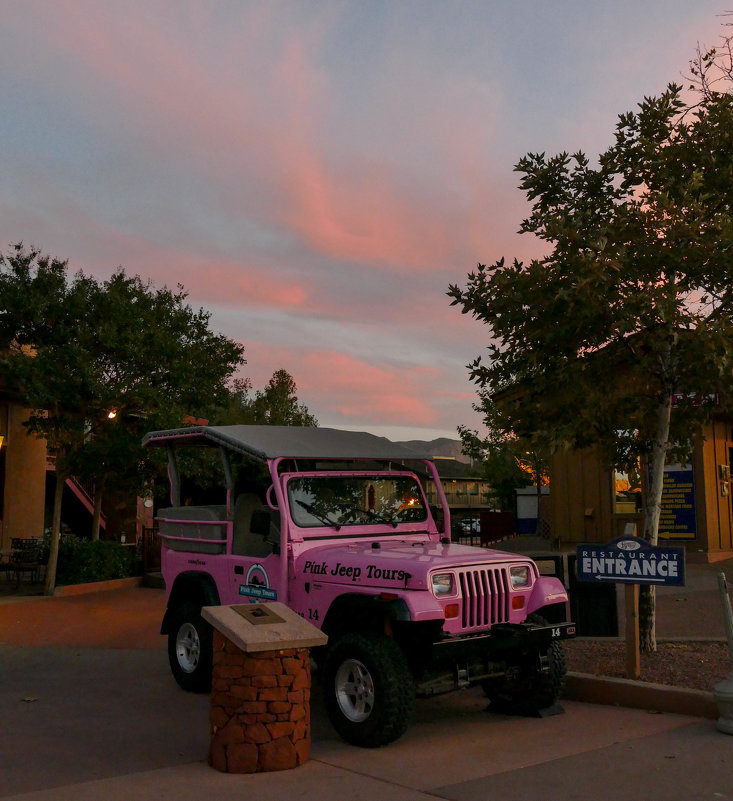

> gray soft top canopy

[{"left": 142, "top": 425, "right": 431, "bottom": 464}]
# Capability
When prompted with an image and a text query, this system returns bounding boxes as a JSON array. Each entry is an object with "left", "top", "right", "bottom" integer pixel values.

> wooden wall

[
  {"left": 698, "top": 419, "right": 733, "bottom": 557},
  {"left": 550, "top": 446, "right": 633, "bottom": 546},
  {"left": 549, "top": 419, "right": 733, "bottom": 560},
  {"left": 1, "top": 401, "right": 47, "bottom": 548}
]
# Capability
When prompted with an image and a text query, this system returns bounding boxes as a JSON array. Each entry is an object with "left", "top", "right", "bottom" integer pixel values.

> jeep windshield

[{"left": 287, "top": 472, "right": 428, "bottom": 531}]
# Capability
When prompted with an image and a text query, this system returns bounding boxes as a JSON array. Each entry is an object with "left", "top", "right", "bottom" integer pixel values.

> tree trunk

[
  {"left": 44, "top": 470, "right": 65, "bottom": 596},
  {"left": 91, "top": 478, "right": 105, "bottom": 541},
  {"left": 639, "top": 392, "right": 673, "bottom": 653}
]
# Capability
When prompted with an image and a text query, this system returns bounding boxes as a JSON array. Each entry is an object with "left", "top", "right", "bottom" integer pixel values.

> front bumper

[{"left": 431, "top": 620, "right": 576, "bottom": 663}]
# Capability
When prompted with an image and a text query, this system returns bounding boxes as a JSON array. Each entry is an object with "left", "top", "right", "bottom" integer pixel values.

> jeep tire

[
  {"left": 167, "top": 602, "right": 213, "bottom": 693},
  {"left": 323, "top": 632, "right": 414, "bottom": 747},
  {"left": 482, "top": 613, "right": 567, "bottom": 714}
]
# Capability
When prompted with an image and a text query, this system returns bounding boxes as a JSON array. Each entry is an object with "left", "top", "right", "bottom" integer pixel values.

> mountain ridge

[{"left": 396, "top": 437, "right": 469, "bottom": 463}]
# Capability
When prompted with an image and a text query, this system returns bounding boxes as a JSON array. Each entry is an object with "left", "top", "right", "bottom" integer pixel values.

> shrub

[{"left": 52, "top": 534, "right": 135, "bottom": 585}]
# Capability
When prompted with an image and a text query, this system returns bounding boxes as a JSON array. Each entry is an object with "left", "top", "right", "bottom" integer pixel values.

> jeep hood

[{"left": 294, "top": 540, "right": 533, "bottom": 590}]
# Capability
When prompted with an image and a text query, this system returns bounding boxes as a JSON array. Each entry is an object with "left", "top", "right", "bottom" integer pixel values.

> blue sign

[
  {"left": 239, "top": 584, "right": 277, "bottom": 600},
  {"left": 576, "top": 536, "right": 685, "bottom": 586},
  {"left": 658, "top": 464, "right": 696, "bottom": 540}
]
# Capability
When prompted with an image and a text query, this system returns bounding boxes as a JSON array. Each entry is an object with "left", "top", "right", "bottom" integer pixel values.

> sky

[{"left": 0, "top": 1, "right": 728, "bottom": 442}]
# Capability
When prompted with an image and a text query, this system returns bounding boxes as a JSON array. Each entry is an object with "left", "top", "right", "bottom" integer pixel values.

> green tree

[
  {"left": 70, "top": 270, "right": 245, "bottom": 540},
  {"left": 215, "top": 370, "right": 318, "bottom": 427},
  {"left": 448, "top": 65, "right": 733, "bottom": 651},
  {"left": 0, "top": 246, "right": 99, "bottom": 591},
  {"left": 0, "top": 247, "right": 245, "bottom": 591},
  {"left": 249, "top": 369, "right": 318, "bottom": 426},
  {"left": 198, "top": 370, "right": 318, "bottom": 500},
  {"left": 215, "top": 377, "right": 254, "bottom": 423},
  {"left": 459, "top": 392, "right": 548, "bottom": 514}
]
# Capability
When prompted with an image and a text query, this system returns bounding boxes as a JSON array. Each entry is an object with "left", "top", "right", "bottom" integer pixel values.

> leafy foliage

[
  {"left": 458, "top": 392, "right": 547, "bottom": 511},
  {"left": 180, "top": 369, "right": 319, "bottom": 500},
  {"left": 448, "top": 81, "right": 733, "bottom": 480},
  {"left": 51, "top": 534, "right": 135, "bottom": 585},
  {"left": 216, "top": 368, "right": 318, "bottom": 426},
  {"left": 0, "top": 246, "right": 98, "bottom": 462},
  {"left": 448, "top": 40, "right": 733, "bottom": 651},
  {"left": 1, "top": 249, "right": 246, "bottom": 488},
  {"left": 0, "top": 246, "right": 246, "bottom": 589}
]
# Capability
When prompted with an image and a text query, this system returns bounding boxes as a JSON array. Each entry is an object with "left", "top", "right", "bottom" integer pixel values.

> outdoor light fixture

[{"left": 107, "top": 410, "right": 117, "bottom": 420}]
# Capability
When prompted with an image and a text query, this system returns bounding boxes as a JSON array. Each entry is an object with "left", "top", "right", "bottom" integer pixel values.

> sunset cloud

[{"left": 0, "top": 1, "right": 725, "bottom": 440}]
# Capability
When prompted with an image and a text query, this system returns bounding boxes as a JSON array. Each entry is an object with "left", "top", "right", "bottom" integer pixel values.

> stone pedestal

[
  {"left": 202, "top": 602, "right": 327, "bottom": 774},
  {"left": 208, "top": 632, "right": 312, "bottom": 772}
]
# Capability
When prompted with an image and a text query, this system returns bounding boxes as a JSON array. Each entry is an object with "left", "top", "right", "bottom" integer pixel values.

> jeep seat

[{"left": 231, "top": 493, "right": 273, "bottom": 557}]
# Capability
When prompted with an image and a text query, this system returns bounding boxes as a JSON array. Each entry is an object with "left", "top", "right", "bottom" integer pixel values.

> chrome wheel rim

[
  {"left": 334, "top": 658, "right": 374, "bottom": 722},
  {"left": 175, "top": 622, "right": 200, "bottom": 673}
]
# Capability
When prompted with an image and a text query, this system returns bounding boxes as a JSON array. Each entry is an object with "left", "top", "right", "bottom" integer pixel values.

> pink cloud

[
  {"left": 3, "top": 2, "right": 518, "bottom": 279},
  {"left": 245, "top": 344, "right": 443, "bottom": 428},
  {"left": 0, "top": 190, "right": 312, "bottom": 313}
]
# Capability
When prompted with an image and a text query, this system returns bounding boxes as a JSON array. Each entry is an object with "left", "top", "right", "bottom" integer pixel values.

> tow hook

[
  {"left": 455, "top": 665, "right": 470, "bottom": 689},
  {"left": 538, "top": 650, "right": 550, "bottom": 675}
]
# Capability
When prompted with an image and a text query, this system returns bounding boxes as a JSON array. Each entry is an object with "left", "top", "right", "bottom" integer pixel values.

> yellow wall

[
  {"left": 549, "top": 420, "right": 733, "bottom": 560},
  {"left": 1, "top": 402, "right": 47, "bottom": 547},
  {"left": 697, "top": 419, "right": 733, "bottom": 557},
  {"left": 550, "top": 447, "right": 638, "bottom": 546}
]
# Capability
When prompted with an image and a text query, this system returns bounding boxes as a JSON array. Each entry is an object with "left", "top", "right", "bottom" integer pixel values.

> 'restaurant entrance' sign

[
  {"left": 576, "top": 536, "right": 685, "bottom": 587},
  {"left": 576, "top": 530, "right": 686, "bottom": 680}
]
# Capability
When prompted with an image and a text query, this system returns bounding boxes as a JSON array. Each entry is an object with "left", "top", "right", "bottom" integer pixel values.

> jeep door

[{"left": 227, "top": 493, "right": 283, "bottom": 604}]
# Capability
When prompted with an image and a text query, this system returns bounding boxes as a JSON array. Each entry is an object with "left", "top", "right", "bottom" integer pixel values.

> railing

[
  {"left": 424, "top": 486, "right": 495, "bottom": 509},
  {"left": 45, "top": 454, "right": 106, "bottom": 529},
  {"left": 156, "top": 515, "right": 229, "bottom": 555}
]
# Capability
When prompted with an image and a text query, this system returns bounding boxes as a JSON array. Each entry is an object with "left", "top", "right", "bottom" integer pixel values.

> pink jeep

[{"left": 143, "top": 425, "right": 574, "bottom": 747}]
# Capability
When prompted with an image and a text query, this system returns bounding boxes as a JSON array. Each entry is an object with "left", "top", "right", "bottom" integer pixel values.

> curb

[
  {"left": 53, "top": 576, "right": 143, "bottom": 597},
  {"left": 564, "top": 671, "right": 718, "bottom": 719}
]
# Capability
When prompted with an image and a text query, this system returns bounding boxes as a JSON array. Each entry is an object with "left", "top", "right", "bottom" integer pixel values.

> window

[
  {"left": 287, "top": 474, "right": 428, "bottom": 530},
  {"left": 613, "top": 462, "right": 642, "bottom": 514}
]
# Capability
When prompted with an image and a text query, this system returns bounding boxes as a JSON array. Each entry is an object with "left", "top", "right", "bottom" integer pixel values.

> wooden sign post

[
  {"left": 625, "top": 582, "right": 641, "bottom": 679},
  {"left": 577, "top": 525, "right": 685, "bottom": 680}
]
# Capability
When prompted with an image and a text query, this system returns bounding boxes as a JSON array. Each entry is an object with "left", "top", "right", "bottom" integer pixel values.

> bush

[{"left": 52, "top": 534, "right": 135, "bottom": 585}]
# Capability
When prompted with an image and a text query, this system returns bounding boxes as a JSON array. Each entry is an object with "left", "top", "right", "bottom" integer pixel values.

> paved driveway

[{"left": 1, "top": 585, "right": 731, "bottom": 801}]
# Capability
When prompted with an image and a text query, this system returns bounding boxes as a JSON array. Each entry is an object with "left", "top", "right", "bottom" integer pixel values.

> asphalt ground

[{"left": 1, "top": 558, "right": 733, "bottom": 801}]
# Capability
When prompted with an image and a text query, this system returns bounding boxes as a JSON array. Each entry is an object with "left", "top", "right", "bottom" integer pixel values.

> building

[
  {"left": 424, "top": 457, "right": 493, "bottom": 516},
  {"left": 0, "top": 387, "right": 46, "bottom": 548},
  {"left": 550, "top": 415, "right": 733, "bottom": 562},
  {"left": 0, "top": 382, "right": 119, "bottom": 549}
]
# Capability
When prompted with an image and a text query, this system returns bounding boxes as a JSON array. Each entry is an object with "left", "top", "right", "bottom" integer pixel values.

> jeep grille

[{"left": 457, "top": 566, "right": 510, "bottom": 630}]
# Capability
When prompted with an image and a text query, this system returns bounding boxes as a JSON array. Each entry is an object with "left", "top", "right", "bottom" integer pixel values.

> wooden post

[{"left": 625, "top": 582, "right": 640, "bottom": 679}]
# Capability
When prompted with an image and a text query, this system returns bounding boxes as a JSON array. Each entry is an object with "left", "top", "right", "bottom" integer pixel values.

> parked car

[{"left": 143, "top": 425, "right": 575, "bottom": 747}]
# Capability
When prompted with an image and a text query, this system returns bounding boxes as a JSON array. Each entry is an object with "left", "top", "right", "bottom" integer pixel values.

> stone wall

[{"left": 208, "top": 630, "right": 312, "bottom": 773}]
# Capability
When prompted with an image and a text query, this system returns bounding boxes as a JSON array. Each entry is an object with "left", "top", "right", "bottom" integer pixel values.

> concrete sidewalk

[
  {"left": 1, "top": 631, "right": 732, "bottom": 801},
  {"left": 1, "top": 562, "right": 733, "bottom": 801}
]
